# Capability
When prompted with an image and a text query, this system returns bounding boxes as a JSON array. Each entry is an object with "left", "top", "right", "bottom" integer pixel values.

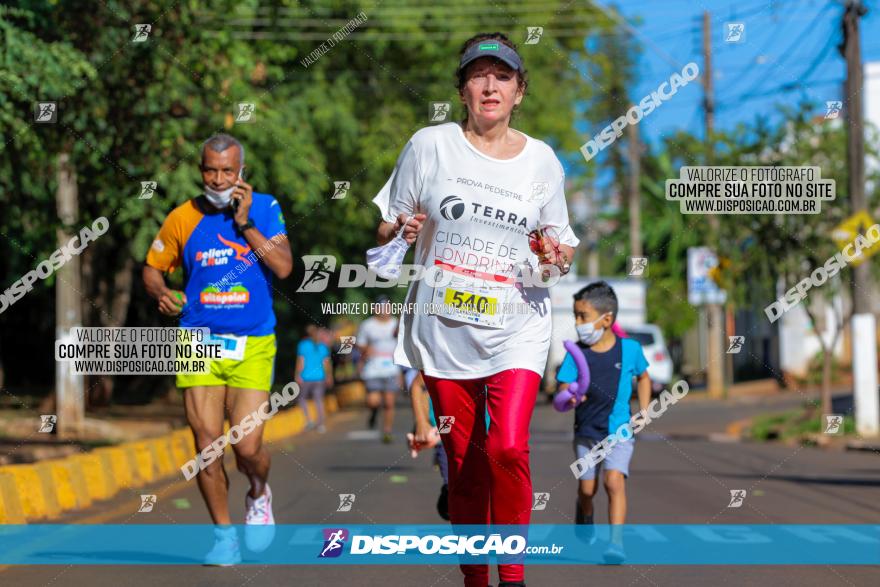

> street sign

[
  {"left": 688, "top": 247, "right": 727, "bottom": 305},
  {"left": 831, "top": 211, "right": 879, "bottom": 266}
]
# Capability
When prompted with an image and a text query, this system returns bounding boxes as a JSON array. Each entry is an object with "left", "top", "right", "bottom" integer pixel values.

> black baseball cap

[{"left": 459, "top": 40, "right": 524, "bottom": 73}]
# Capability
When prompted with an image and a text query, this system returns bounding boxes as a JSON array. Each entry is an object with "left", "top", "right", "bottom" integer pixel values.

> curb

[
  {"left": 0, "top": 391, "right": 347, "bottom": 524},
  {"left": 725, "top": 418, "right": 750, "bottom": 439}
]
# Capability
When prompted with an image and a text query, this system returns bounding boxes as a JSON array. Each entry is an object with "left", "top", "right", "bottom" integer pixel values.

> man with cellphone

[{"left": 142, "top": 133, "right": 292, "bottom": 565}]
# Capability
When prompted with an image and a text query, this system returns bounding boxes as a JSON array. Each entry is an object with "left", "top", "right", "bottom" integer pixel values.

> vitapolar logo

[
  {"left": 440, "top": 195, "right": 465, "bottom": 220},
  {"left": 200, "top": 285, "right": 250, "bottom": 305},
  {"left": 319, "top": 528, "right": 348, "bottom": 558}
]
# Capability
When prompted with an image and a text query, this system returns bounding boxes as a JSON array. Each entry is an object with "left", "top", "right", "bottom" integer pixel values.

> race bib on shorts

[{"left": 209, "top": 334, "right": 248, "bottom": 361}]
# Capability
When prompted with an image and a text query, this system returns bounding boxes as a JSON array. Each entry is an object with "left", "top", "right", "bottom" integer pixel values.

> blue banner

[{"left": 0, "top": 524, "right": 877, "bottom": 565}]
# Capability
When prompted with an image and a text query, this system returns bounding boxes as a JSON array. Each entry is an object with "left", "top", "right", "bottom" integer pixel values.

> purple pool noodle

[{"left": 553, "top": 340, "right": 591, "bottom": 412}]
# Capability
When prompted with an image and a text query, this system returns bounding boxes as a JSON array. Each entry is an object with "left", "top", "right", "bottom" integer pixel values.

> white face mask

[
  {"left": 204, "top": 184, "right": 235, "bottom": 209},
  {"left": 366, "top": 216, "right": 412, "bottom": 280},
  {"left": 576, "top": 313, "right": 610, "bottom": 346}
]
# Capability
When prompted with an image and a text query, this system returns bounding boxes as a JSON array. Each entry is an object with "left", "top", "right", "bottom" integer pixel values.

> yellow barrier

[
  {"left": 42, "top": 460, "right": 78, "bottom": 512},
  {"left": 0, "top": 466, "right": 48, "bottom": 521},
  {"left": 0, "top": 471, "right": 25, "bottom": 524},
  {"left": 64, "top": 458, "right": 93, "bottom": 509},
  {"left": 149, "top": 437, "right": 175, "bottom": 477},
  {"left": 0, "top": 390, "right": 341, "bottom": 523},
  {"left": 128, "top": 441, "right": 156, "bottom": 485},
  {"left": 335, "top": 381, "right": 366, "bottom": 407},
  {"left": 93, "top": 447, "right": 135, "bottom": 491}
]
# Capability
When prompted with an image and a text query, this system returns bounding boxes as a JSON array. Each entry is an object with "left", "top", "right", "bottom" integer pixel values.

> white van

[
  {"left": 545, "top": 275, "right": 647, "bottom": 390},
  {"left": 624, "top": 323, "right": 674, "bottom": 393}
]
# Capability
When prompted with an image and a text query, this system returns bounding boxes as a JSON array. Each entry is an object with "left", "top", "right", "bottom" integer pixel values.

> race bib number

[
  {"left": 432, "top": 282, "right": 506, "bottom": 328},
  {"left": 209, "top": 334, "right": 247, "bottom": 361}
]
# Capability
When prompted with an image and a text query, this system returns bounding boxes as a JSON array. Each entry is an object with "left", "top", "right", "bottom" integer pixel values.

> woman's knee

[{"left": 487, "top": 439, "right": 527, "bottom": 469}]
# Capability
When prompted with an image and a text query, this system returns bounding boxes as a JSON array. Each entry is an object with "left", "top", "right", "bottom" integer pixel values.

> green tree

[{"left": 1, "top": 1, "right": 619, "bottom": 404}]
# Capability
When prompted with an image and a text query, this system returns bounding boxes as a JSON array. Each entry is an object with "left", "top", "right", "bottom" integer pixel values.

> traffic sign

[{"left": 831, "top": 211, "right": 879, "bottom": 266}]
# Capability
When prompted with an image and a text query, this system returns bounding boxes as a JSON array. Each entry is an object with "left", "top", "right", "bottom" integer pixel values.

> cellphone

[{"left": 232, "top": 168, "right": 244, "bottom": 211}]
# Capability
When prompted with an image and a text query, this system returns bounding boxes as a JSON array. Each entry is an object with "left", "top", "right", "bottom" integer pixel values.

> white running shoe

[
  {"left": 204, "top": 527, "right": 242, "bottom": 566},
  {"left": 244, "top": 484, "right": 276, "bottom": 552}
]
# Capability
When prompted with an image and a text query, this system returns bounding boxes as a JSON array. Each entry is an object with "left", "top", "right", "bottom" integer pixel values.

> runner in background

[
  {"left": 142, "top": 133, "right": 292, "bottom": 565},
  {"left": 372, "top": 33, "right": 578, "bottom": 587},
  {"left": 357, "top": 295, "right": 402, "bottom": 444},
  {"left": 406, "top": 368, "right": 449, "bottom": 520},
  {"left": 295, "top": 324, "right": 332, "bottom": 433}
]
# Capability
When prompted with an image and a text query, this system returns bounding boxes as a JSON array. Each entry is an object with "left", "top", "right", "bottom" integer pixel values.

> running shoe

[
  {"left": 204, "top": 526, "right": 242, "bottom": 566},
  {"left": 602, "top": 542, "right": 626, "bottom": 565},
  {"left": 382, "top": 432, "right": 393, "bottom": 444},
  {"left": 317, "top": 424, "right": 327, "bottom": 434},
  {"left": 244, "top": 484, "right": 276, "bottom": 552},
  {"left": 305, "top": 421, "right": 316, "bottom": 431},
  {"left": 436, "top": 484, "right": 449, "bottom": 521},
  {"left": 574, "top": 500, "right": 596, "bottom": 545}
]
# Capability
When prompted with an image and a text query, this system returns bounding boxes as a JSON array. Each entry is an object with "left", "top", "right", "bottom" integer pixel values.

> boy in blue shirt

[
  {"left": 295, "top": 324, "right": 333, "bottom": 432},
  {"left": 556, "top": 281, "right": 652, "bottom": 564}
]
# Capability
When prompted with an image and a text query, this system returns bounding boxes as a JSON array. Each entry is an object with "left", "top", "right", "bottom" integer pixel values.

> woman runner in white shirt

[{"left": 373, "top": 32, "right": 578, "bottom": 587}]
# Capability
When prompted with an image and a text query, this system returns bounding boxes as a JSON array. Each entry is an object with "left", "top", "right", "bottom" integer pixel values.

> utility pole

[
  {"left": 55, "top": 152, "right": 84, "bottom": 439},
  {"left": 843, "top": 0, "right": 878, "bottom": 436},
  {"left": 702, "top": 11, "right": 725, "bottom": 399},
  {"left": 627, "top": 110, "right": 643, "bottom": 262},
  {"left": 585, "top": 185, "right": 600, "bottom": 278}
]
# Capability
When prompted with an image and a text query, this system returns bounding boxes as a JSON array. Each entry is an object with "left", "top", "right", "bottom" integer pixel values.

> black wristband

[{"left": 236, "top": 219, "right": 256, "bottom": 234}]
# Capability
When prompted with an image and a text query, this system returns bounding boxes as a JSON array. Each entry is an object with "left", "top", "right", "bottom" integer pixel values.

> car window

[{"left": 628, "top": 331, "right": 655, "bottom": 346}]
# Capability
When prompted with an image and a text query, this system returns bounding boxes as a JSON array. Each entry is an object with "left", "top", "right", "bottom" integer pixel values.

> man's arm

[
  {"left": 410, "top": 376, "right": 431, "bottom": 428},
  {"left": 243, "top": 231, "right": 293, "bottom": 279},
  {"left": 230, "top": 179, "right": 293, "bottom": 279},
  {"left": 142, "top": 265, "right": 187, "bottom": 316},
  {"left": 407, "top": 374, "right": 440, "bottom": 457},
  {"left": 377, "top": 221, "right": 397, "bottom": 246}
]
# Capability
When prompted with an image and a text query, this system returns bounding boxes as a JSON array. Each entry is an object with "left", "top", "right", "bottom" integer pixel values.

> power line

[
  {"left": 718, "top": 1, "right": 836, "bottom": 108},
  {"left": 213, "top": 29, "right": 600, "bottom": 41},
  {"left": 583, "top": 0, "right": 688, "bottom": 71}
]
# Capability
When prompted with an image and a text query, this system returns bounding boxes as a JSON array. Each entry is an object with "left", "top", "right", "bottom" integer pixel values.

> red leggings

[{"left": 423, "top": 369, "right": 540, "bottom": 587}]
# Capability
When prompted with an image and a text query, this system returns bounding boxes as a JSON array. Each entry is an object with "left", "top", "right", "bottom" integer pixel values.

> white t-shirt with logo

[
  {"left": 357, "top": 316, "right": 400, "bottom": 379},
  {"left": 372, "top": 123, "right": 580, "bottom": 379}
]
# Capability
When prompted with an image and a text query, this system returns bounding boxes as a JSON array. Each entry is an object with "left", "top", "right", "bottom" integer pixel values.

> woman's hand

[
  {"left": 395, "top": 213, "right": 427, "bottom": 244},
  {"left": 539, "top": 242, "right": 573, "bottom": 275}
]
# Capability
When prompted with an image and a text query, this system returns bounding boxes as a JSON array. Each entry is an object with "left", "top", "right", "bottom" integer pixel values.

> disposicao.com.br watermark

[
  {"left": 580, "top": 62, "right": 699, "bottom": 163},
  {"left": 764, "top": 223, "right": 880, "bottom": 323},
  {"left": 297, "top": 257, "right": 565, "bottom": 293},
  {"left": 1, "top": 216, "right": 109, "bottom": 314}
]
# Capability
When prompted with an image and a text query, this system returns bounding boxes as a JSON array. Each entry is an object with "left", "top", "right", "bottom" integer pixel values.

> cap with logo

[{"left": 458, "top": 41, "right": 524, "bottom": 73}]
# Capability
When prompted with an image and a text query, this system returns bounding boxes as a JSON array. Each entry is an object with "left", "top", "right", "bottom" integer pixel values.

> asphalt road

[{"left": 2, "top": 394, "right": 879, "bottom": 587}]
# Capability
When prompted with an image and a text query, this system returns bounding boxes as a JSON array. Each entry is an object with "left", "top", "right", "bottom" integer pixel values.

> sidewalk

[{"left": 645, "top": 381, "right": 854, "bottom": 441}]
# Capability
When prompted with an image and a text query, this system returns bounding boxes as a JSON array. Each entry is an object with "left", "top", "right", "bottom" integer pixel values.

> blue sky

[{"left": 592, "top": 0, "right": 880, "bottom": 147}]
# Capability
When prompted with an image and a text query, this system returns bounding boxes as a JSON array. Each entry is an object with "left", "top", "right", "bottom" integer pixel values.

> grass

[{"left": 749, "top": 405, "right": 856, "bottom": 443}]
